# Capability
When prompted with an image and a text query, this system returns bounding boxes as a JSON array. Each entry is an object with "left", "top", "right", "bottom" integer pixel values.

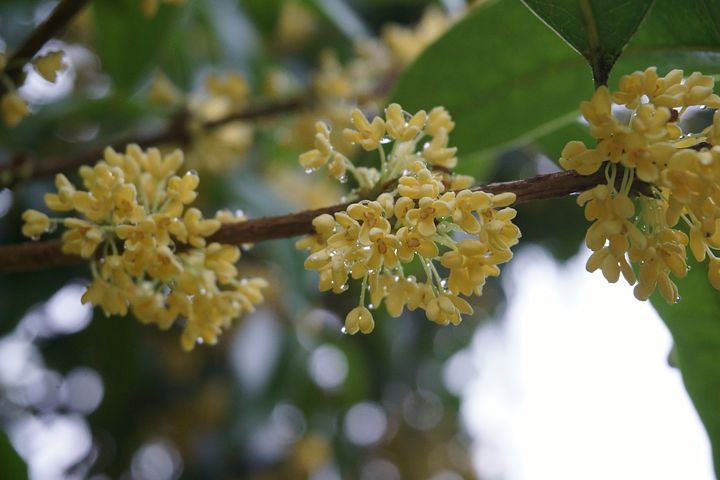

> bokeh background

[{"left": 0, "top": 0, "right": 713, "bottom": 479}]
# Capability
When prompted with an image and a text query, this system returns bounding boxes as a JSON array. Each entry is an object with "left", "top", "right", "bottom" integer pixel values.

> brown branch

[
  {"left": 1, "top": 0, "right": 91, "bottom": 95},
  {"left": 0, "top": 97, "right": 307, "bottom": 187},
  {"left": 0, "top": 170, "right": 606, "bottom": 273}
]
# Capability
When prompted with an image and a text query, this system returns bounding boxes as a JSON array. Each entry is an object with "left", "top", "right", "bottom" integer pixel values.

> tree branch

[
  {"left": 0, "top": 170, "right": 605, "bottom": 273},
  {"left": 0, "top": 97, "right": 306, "bottom": 187},
  {"left": 1, "top": 0, "right": 92, "bottom": 96}
]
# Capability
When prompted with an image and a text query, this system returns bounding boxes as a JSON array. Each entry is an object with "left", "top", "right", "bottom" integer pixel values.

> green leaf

[
  {"left": 0, "top": 431, "right": 26, "bottom": 480},
  {"left": 650, "top": 260, "right": 720, "bottom": 478},
  {"left": 392, "top": 0, "right": 720, "bottom": 165},
  {"left": 391, "top": 0, "right": 593, "bottom": 168},
  {"left": 521, "top": 0, "right": 655, "bottom": 86},
  {"left": 93, "top": 0, "right": 184, "bottom": 92}
]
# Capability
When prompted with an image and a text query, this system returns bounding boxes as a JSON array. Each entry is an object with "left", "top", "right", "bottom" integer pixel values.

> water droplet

[
  {"left": 196, "top": 337, "right": 204, "bottom": 345},
  {"left": 341, "top": 326, "right": 348, "bottom": 334},
  {"left": 186, "top": 169, "right": 199, "bottom": 177},
  {"left": 393, "top": 275, "right": 400, "bottom": 282},
  {"left": 407, "top": 275, "right": 416, "bottom": 283},
  {"left": 701, "top": 105, "right": 709, "bottom": 111},
  {"left": 340, "top": 196, "right": 347, "bottom": 203},
  {"left": 676, "top": 295, "right": 682, "bottom": 302},
  {"left": 401, "top": 169, "right": 411, "bottom": 176},
  {"left": 380, "top": 136, "right": 392, "bottom": 144},
  {"left": 423, "top": 141, "right": 431, "bottom": 150},
  {"left": 440, "top": 279, "right": 448, "bottom": 288},
  {"left": 305, "top": 168, "right": 316, "bottom": 174},
  {"left": 339, "top": 284, "right": 349, "bottom": 292},
  {"left": 199, "top": 288, "right": 207, "bottom": 295},
  {"left": 338, "top": 174, "right": 348, "bottom": 183},
  {"left": 368, "top": 303, "right": 375, "bottom": 310}
]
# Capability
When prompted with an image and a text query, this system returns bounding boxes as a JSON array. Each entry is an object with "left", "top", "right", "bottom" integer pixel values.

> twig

[
  {"left": 1, "top": 0, "right": 91, "bottom": 95},
  {"left": 0, "top": 170, "right": 606, "bottom": 273},
  {"left": 0, "top": 97, "right": 307, "bottom": 187}
]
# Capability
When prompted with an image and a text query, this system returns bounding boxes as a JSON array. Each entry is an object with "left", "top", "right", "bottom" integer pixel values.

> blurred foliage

[{"left": 1, "top": 0, "right": 720, "bottom": 478}]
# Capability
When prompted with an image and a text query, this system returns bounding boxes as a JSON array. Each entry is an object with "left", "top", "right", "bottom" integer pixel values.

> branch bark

[
  {"left": 0, "top": 170, "right": 605, "bottom": 273},
  {"left": 1, "top": 0, "right": 91, "bottom": 96},
  {"left": 0, "top": 97, "right": 306, "bottom": 187}
]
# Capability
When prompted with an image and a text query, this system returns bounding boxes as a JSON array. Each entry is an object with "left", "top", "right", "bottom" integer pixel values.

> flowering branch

[
  {"left": 0, "top": 0, "right": 91, "bottom": 96},
  {"left": 0, "top": 97, "right": 305, "bottom": 187},
  {"left": 0, "top": 170, "right": 605, "bottom": 273}
]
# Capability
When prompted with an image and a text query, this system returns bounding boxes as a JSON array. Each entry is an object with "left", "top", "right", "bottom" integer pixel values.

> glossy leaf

[
  {"left": 392, "top": 0, "right": 720, "bottom": 165},
  {"left": 93, "top": 0, "right": 183, "bottom": 91},
  {"left": 522, "top": 0, "right": 655, "bottom": 85},
  {"left": 650, "top": 260, "right": 720, "bottom": 478},
  {"left": 391, "top": 0, "right": 593, "bottom": 167}
]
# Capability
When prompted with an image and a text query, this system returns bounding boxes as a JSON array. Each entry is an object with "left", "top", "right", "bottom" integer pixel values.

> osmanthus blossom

[
  {"left": 560, "top": 67, "right": 720, "bottom": 304},
  {"left": 296, "top": 104, "right": 521, "bottom": 334},
  {"left": 21, "top": 145, "right": 267, "bottom": 351}
]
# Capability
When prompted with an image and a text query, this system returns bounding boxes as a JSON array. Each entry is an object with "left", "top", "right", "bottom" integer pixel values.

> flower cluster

[
  {"left": 1, "top": 50, "right": 66, "bottom": 127},
  {"left": 147, "top": 71, "right": 253, "bottom": 173},
  {"left": 296, "top": 105, "right": 520, "bottom": 334},
  {"left": 22, "top": 144, "right": 267, "bottom": 350},
  {"left": 561, "top": 67, "right": 720, "bottom": 303},
  {"left": 274, "top": 7, "right": 457, "bottom": 158}
]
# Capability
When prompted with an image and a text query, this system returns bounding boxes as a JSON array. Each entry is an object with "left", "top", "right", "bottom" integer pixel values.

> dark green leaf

[
  {"left": 392, "top": 0, "right": 720, "bottom": 165},
  {"left": 93, "top": 0, "right": 184, "bottom": 92},
  {"left": 391, "top": 0, "right": 593, "bottom": 169},
  {"left": 650, "top": 259, "right": 720, "bottom": 478},
  {"left": 521, "top": 0, "right": 655, "bottom": 85},
  {"left": 0, "top": 431, "right": 26, "bottom": 480}
]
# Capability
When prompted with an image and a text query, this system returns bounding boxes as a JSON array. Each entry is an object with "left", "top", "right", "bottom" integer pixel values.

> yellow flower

[
  {"left": 166, "top": 172, "right": 199, "bottom": 204},
  {"left": 62, "top": 218, "right": 104, "bottom": 258},
  {"left": 205, "top": 243, "right": 240, "bottom": 283},
  {"left": 425, "top": 106, "right": 455, "bottom": 137},
  {"left": 405, "top": 196, "right": 452, "bottom": 236},
  {"left": 385, "top": 103, "right": 426, "bottom": 141},
  {"left": 580, "top": 86, "right": 617, "bottom": 139},
  {"left": 422, "top": 128, "right": 457, "bottom": 169},
  {"left": 32, "top": 51, "right": 65, "bottom": 83},
  {"left": 184, "top": 208, "right": 221, "bottom": 247},
  {"left": 344, "top": 306, "right": 374, "bottom": 334},
  {"left": 343, "top": 109, "right": 386, "bottom": 150},
  {"left": 44, "top": 174, "right": 77, "bottom": 211},
  {"left": 347, "top": 201, "right": 391, "bottom": 244},
  {"left": 21, "top": 210, "right": 50, "bottom": 238},
  {"left": 452, "top": 190, "right": 491, "bottom": 234},
  {"left": 82, "top": 278, "right": 129, "bottom": 316},
  {"left": 559, "top": 141, "right": 603, "bottom": 175},
  {"left": 425, "top": 293, "right": 472, "bottom": 326},
  {"left": 299, "top": 122, "right": 333, "bottom": 171},
  {"left": 396, "top": 226, "right": 438, "bottom": 262},
  {"left": 398, "top": 166, "right": 445, "bottom": 199},
  {"left": 1, "top": 91, "right": 29, "bottom": 127},
  {"left": 148, "top": 72, "right": 184, "bottom": 106}
]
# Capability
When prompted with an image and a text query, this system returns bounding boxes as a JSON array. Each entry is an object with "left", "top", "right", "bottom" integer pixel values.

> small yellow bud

[
  {"left": 32, "top": 51, "right": 66, "bottom": 83},
  {"left": 1, "top": 92, "right": 29, "bottom": 127}
]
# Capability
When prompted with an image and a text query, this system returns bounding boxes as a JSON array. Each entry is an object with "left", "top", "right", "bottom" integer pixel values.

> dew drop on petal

[
  {"left": 305, "top": 168, "right": 315, "bottom": 174},
  {"left": 339, "top": 284, "right": 349, "bottom": 292},
  {"left": 341, "top": 326, "right": 348, "bottom": 334},
  {"left": 196, "top": 337, "right": 204, "bottom": 345},
  {"left": 380, "top": 136, "right": 392, "bottom": 145},
  {"left": 338, "top": 175, "right": 348, "bottom": 183},
  {"left": 368, "top": 304, "right": 375, "bottom": 310}
]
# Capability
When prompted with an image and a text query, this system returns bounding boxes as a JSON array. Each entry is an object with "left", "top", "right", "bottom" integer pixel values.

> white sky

[{"left": 463, "top": 246, "right": 714, "bottom": 480}]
